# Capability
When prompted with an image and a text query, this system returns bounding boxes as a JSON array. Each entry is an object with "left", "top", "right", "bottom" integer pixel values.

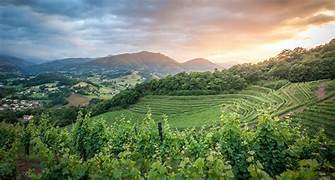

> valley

[
  {"left": 2, "top": 1, "right": 335, "bottom": 179},
  {"left": 1, "top": 39, "right": 335, "bottom": 179}
]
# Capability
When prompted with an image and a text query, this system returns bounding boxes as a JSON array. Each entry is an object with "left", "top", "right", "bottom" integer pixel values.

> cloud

[
  {"left": 286, "top": 14, "right": 335, "bottom": 27},
  {"left": 0, "top": 0, "right": 335, "bottom": 61}
]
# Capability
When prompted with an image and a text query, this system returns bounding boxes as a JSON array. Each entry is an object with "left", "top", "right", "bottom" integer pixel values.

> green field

[{"left": 95, "top": 80, "right": 335, "bottom": 133}]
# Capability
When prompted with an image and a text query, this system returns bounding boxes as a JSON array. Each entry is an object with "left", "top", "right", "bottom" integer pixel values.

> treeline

[
  {"left": 145, "top": 71, "right": 246, "bottom": 95},
  {"left": 0, "top": 87, "right": 17, "bottom": 99},
  {"left": 102, "top": 70, "right": 132, "bottom": 79},
  {"left": 0, "top": 106, "right": 79, "bottom": 127},
  {"left": 230, "top": 39, "right": 335, "bottom": 83},
  {"left": 10, "top": 73, "right": 78, "bottom": 87},
  {"left": 88, "top": 39, "right": 335, "bottom": 116},
  {"left": 88, "top": 71, "right": 247, "bottom": 116}
]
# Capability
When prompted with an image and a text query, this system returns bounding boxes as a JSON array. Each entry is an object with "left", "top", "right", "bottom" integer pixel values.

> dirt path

[
  {"left": 16, "top": 155, "right": 41, "bottom": 180},
  {"left": 315, "top": 83, "right": 326, "bottom": 100}
]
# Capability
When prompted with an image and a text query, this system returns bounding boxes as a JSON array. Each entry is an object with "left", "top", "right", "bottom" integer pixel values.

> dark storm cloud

[
  {"left": 0, "top": 5, "right": 64, "bottom": 40},
  {"left": 0, "top": 0, "right": 334, "bottom": 61}
]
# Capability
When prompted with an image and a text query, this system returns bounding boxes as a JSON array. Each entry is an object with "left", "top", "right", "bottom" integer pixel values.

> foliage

[
  {"left": 259, "top": 79, "right": 290, "bottom": 90},
  {"left": 229, "top": 39, "right": 335, "bottom": 82},
  {"left": 89, "top": 70, "right": 247, "bottom": 116},
  {"left": 276, "top": 159, "right": 320, "bottom": 180},
  {"left": 0, "top": 87, "right": 17, "bottom": 98},
  {"left": 72, "top": 112, "right": 108, "bottom": 160},
  {"left": 0, "top": 110, "right": 20, "bottom": 124},
  {"left": 11, "top": 73, "right": 78, "bottom": 87},
  {"left": 1, "top": 110, "right": 334, "bottom": 179},
  {"left": 46, "top": 107, "right": 79, "bottom": 127},
  {"left": 0, "top": 149, "right": 17, "bottom": 180},
  {"left": 250, "top": 115, "right": 295, "bottom": 176},
  {"left": 217, "top": 113, "right": 249, "bottom": 179},
  {"left": 89, "top": 39, "right": 335, "bottom": 117},
  {"left": 0, "top": 123, "right": 21, "bottom": 179}
]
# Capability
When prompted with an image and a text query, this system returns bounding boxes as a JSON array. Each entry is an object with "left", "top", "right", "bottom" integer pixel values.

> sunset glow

[{"left": 1, "top": 0, "right": 335, "bottom": 63}]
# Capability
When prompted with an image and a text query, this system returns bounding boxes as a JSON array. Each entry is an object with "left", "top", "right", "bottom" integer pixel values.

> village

[{"left": 0, "top": 98, "right": 41, "bottom": 111}]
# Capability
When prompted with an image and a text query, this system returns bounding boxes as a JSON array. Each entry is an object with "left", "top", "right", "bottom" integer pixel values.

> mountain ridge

[
  {"left": 5, "top": 37, "right": 335, "bottom": 75},
  {"left": 0, "top": 55, "right": 35, "bottom": 73},
  {"left": 90, "top": 51, "right": 184, "bottom": 74},
  {"left": 3, "top": 51, "right": 220, "bottom": 75},
  {"left": 182, "top": 58, "right": 222, "bottom": 71}
]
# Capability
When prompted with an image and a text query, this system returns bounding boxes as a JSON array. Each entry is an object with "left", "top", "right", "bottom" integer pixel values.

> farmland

[
  {"left": 292, "top": 97, "right": 335, "bottom": 137},
  {"left": 2, "top": 3, "right": 335, "bottom": 178},
  {"left": 81, "top": 71, "right": 144, "bottom": 99},
  {"left": 96, "top": 80, "right": 335, "bottom": 134},
  {"left": 66, "top": 93, "right": 91, "bottom": 107}
]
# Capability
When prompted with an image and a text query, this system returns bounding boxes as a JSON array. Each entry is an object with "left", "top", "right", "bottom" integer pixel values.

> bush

[{"left": 9, "top": 111, "right": 333, "bottom": 179}]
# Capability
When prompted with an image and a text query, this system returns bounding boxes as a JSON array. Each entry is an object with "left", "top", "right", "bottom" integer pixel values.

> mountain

[
  {"left": 4, "top": 51, "right": 228, "bottom": 75},
  {"left": 91, "top": 51, "right": 184, "bottom": 74},
  {"left": 32, "top": 58, "right": 93, "bottom": 73},
  {"left": 217, "top": 61, "right": 239, "bottom": 69},
  {"left": 0, "top": 55, "right": 34, "bottom": 73},
  {"left": 182, "top": 58, "right": 222, "bottom": 72}
]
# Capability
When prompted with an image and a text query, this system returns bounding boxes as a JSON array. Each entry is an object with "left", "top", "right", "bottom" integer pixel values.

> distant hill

[
  {"left": 0, "top": 55, "right": 34, "bottom": 73},
  {"left": 32, "top": 58, "right": 94, "bottom": 73},
  {"left": 3, "top": 38, "right": 335, "bottom": 76},
  {"left": 216, "top": 61, "right": 239, "bottom": 69},
  {"left": 91, "top": 51, "right": 184, "bottom": 74},
  {"left": 182, "top": 58, "right": 222, "bottom": 71},
  {"left": 3, "top": 51, "right": 227, "bottom": 75}
]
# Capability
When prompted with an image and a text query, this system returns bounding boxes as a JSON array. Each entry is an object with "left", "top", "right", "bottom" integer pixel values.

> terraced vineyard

[
  {"left": 291, "top": 98, "right": 335, "bottom": 137},
  {"left": 96, "top": 80, "right": 335, "bottom": 132}
]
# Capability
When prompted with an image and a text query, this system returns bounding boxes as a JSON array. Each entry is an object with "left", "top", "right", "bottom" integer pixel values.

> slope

[
  {"left": 32, "top": 58, "right": 93, "bottom": 73},
  {"left": 0, "top": 55, "right": 34, "bottom": 73},
  {"left": 182, "top": 58, "right": 222, "bottom": 71},
  {"left": 95, "top": 80, "right": 335, "bottom": 135},
  {"left": 91, "top": 51, "right": 184, "bottom": 74}
]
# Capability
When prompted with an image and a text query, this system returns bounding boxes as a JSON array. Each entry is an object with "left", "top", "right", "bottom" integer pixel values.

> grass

[{"left": 95, "top": 80, "right": 335, "bottom": 131}]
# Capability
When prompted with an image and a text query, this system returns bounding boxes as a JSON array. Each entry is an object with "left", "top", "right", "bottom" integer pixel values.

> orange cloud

[
  {"left": 1, "top": 0, "right": 335, "bottom": 62},
  {"left": 285, "top": 14, "right": 335, "bottom": 27}
]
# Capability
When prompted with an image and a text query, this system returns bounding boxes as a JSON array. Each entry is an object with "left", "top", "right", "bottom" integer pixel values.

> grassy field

[{"left": 95, "top": 79, "right": 335, "bottom": 133}]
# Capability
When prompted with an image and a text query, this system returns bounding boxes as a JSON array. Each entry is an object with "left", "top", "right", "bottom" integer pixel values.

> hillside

[
  {"left": 182, "top": 58, "right": 222, "bottom": 71},
  {"left": 96, "top": 80, "right": 335, "bottom": 136},
  {"left": 0, "top": 55, "right": 34, "bottom": 73},
  {"left": 91, "top": 51, "right": 184, "bottom": 74},
  {"left": 13, "top": 52, "right": 223, "bottom": 75},
  {"left": 230, "top": 38, "right": 335, "bottom": 83},
  {"left": 2, "top": 38, "right": 334, "bottom": 77},
  {"left": 32, "top": 58, "right": 93, "bottom": 73}
]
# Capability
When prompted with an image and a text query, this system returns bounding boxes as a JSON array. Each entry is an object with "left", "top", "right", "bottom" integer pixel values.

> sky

[{"left": 0, "top": 0, "right": 335, "bottom": 63}]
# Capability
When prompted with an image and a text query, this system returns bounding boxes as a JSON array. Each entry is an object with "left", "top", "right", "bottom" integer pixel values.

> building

[{"left": 23, "top": 115, "right": 33, "bottom": 122}]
